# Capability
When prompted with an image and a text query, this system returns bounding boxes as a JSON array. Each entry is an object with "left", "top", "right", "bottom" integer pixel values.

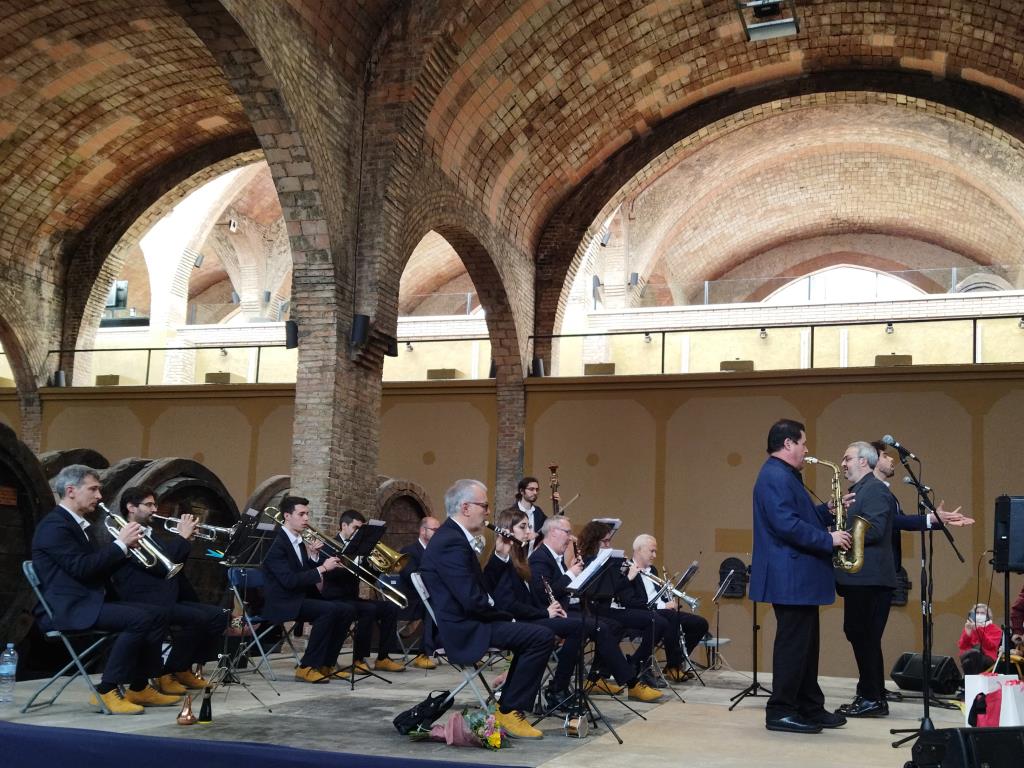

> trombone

[
  {"left": 268, "top": 508, "right": 408, "bottom": 609},
  {"left": 152, "top": 513, "right": 237, "bottom": 542},
  {"left": 100, "top": 502, "right": 184, "bottom": 579}
]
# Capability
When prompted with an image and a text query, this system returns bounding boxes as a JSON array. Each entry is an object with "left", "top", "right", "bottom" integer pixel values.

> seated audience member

[{"left": 958, "top": 602, "right": 1002, "bottom": 675}]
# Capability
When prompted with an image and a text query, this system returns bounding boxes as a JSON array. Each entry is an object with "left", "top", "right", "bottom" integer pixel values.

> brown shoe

[
  {"left": 89, "top": 688, "right": 144, "bottom": 715},
  {"left": 124, "top": 685, "right": 182, "bottom": 707},
  {"left": 374, "top": 657, "right": 405, "bottom": 673},
  {"left": 155, "top": 674, "right": 188, "bottom": 695},
  {"left": 627, "top": 681, "right": 663, "bottom": 702},
  {"left": 663, "top": 666, "right": 690, "bottom": 683},
  {"left": 585, "top": 677, "right": 624, "bottom": 696},
  {"left": 352, "top": 660, "right": 371, "bottom": 674},
  {"left": 319, "top": 665, "right": 351, "bottom": 680},
  {"left": 494, "top": 709, "right": 543, "bottom": 739},
  {"left": 410, "top": 654, "right": 437, "bottom": 670},
  {"left": 294, "top": 665, "right": 330, "bottom": 683},
  {"left": 173, "top": 670, "right": 208, "bottom": 690}
]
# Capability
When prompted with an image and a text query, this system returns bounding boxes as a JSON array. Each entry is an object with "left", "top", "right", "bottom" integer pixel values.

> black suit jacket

[
  {"left": 419, "top": 518, "right": 502, "bottom": 665},
  {"left": 835, "top": 473, "right": 898, "bottom": 588},
  {"left": 891, "top": 492, "right": 943, "bottom": 566},
  {"left": 261, "top": 527, "right": 324, "bottom": 622},
  {"left": 486, "top": 554, "right": 547, "bottom": 620},
  {"left": 617, "top": 564, "right": 661, "bottom": 610},
  {"left": 528, "top": 545, "right": 573, "bottom": 609},
  {"left": 31, "top": 506, "right": 128, "bottom": 630},
  {"left": 110, "top": 532, "right": 193, "bottom": 606}
]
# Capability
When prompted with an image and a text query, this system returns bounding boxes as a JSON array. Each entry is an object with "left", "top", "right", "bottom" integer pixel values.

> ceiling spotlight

[
  {"left": 406, "top": 341, "right": 414, "bottom": 352},
  {"left": 885, "top": 322, "right": 895, "bottom": 335},
  {"left": 643, "top": 332, "right": 652, "bottom": 344},
  {"left": 735, "top": 0, "right": 800, "bottom": 41},
  {"left": 759, "top": 327, "right": 768, "bottom": 339}
]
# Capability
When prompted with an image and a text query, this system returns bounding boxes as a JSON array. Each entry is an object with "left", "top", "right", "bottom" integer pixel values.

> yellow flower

[{"left": 487, "top": 732, "right": 502, "bottom": 748}]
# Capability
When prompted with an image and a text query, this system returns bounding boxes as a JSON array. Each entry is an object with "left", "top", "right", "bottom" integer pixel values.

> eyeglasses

[
  {"left": 550, "top": 526, "right": 571, "bottom": 534},
  {"left": 465, "top": 500, "right": 490, "bottom": 512}
]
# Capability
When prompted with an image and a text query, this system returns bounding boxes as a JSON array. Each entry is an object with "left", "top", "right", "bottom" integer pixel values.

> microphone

[
  {"left": 882, "top": 434, "right": 918, "bottom": 461},
  {"left": 902, "top": 476, "right": 931, "bottom": 493}
]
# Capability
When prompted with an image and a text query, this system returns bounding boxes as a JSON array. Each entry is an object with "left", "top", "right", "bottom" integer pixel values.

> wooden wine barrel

[
  {"left": 376, "top": 476, "right": 434, "bottom": 551},
  {"left": 101, "top": 458, "right": 240, "bottom": 605},
  {"left": 37, "top": 448, "right": 109, "bottom": 480},
  {"left": 241, "top": 474, "right": 291, "bottom": 517},
  {"left": 0, "top": 423, "right": 54, "bottom": 648}
]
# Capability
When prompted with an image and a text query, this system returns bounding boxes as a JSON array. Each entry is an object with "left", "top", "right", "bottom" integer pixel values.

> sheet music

[{"left": 567, "top": 547, "right": 622, "bottom": 591}]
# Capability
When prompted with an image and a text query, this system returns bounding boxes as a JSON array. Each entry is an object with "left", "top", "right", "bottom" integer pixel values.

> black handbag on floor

[{"left": 392, "top": 689, "right": 454, "bottom": 735}]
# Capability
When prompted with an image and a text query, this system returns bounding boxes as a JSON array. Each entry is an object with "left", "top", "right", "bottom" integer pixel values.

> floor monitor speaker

[
  {"left": 890, "top": 652, "right": 962, "bottom": 696},
  {"left": 911, "top": 726, "right": 1024, "bottom": 768}
]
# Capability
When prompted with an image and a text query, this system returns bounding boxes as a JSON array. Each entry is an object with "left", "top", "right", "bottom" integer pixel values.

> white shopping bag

[
  {"left": 1000, "top": 680, "right": 1024, "bottom": 727},
  {"left": 964, "top": 673, "right": 1018, "bottom": 727}
]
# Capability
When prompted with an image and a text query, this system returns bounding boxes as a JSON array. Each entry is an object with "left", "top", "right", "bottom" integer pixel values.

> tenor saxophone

[{"left": 805, "top": 456, "right": 871, "bottom": 573}]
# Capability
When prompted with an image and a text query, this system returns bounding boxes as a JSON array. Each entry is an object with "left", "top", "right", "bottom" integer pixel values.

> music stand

[
  {"left": 729, "top": 566, "right": 771, "bottom": 710},
  {"left": 704, "top": 570, "right": 735, "bottom": 670},
  {"left": 218, "top": 508, "right": 277, "bottom": 567}
]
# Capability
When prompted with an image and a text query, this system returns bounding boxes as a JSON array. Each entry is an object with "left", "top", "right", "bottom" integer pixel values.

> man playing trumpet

[{"left": 110, "top": 486, "right": 230, "bottom": 695}]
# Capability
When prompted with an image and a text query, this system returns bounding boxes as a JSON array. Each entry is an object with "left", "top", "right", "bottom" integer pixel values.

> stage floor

[{"left": 3, "top": 654, "right": 966, "bottom": 767}]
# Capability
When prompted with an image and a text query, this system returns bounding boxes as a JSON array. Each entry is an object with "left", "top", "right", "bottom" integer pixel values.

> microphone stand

[{"left": 891, "top": 457, "right": 961, "bottom": 750}]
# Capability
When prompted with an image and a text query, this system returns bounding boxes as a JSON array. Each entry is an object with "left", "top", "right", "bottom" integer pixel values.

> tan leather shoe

[
  {"left": 494, "top": 709, "right": 543, "bottom": 739},
  {"left": 410, "top": 654, "right": 437, "bottom": 670},
  {"left": 584, "top": 677, "right": 624, "bottom": 696},
  {"left": 627, "top": 681, "right": 663, "bottom": 702},
  {"left": 663, "top": 666, "right": 690, "bottom": 683},
  {"left": 124, "top": 685, "right": 182, "bottom": 707},
  {"left": 374, "top": 657, "right": 405, "bottom": 672},
  {"left": 174, "top": 670, "right": 208, "bottom": 690},
  {"left": 352, "top": 660, "right": 371, "bottom": 674},
  {"left": 294, "top": 665, "right": 330, "bottom": 683},
  {"left": 319, "top": 665, "right": 351, "bottom": 680},
  {"left": 89, "top": 688, "right": 144, "bottom": 715},
  {"left": 155, "top": 673, "right": 189, "bottom": 695}
]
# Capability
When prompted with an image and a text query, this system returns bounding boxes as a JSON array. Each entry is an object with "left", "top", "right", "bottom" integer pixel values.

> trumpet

[
  {"left": 268, "top": 508, "right": 408, "bottom": 609},
  {"left": 152, "top": 514, "right": 238, "bottom": 542},
  {"left": 621, "top": 559, "right": 700, "bottom": 611},
  {"left": 101, "top": 502, "right": 183, "bottom": 579}
]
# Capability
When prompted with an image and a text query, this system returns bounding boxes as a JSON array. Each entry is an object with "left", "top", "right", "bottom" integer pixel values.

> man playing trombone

[
  {"left": 262, "top": 495, "right": 355, "bottom": 683},
  {"left": 619, "top": 534, "right": 709, "bottom": 683},
  {"left": 110, "top": 486, "right": 229, "bottom": 695},
  {"left": 31, "top": 465, "right": 176, "bottom": 714}
]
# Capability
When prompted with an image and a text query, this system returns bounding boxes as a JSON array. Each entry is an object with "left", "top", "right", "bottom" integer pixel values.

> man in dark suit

[
  {"left": 419, "top": 479, "right": 554, "bottom": 739},
  {"left": 751, "top": 419, "right": 851, "bottom": 734},
  {"left": 321, "top": 509, "right": 403, "bottom": 673},
  {"left": 110, "top": 486, "right": 229, "bottom": 695},
  {"left": 529, "top": 516, "right": 663, "bottom": 702},
  {"left": 398, "top": 515, "right": 440, "bottom": 669},
  {"left": 501, "top": 476, "right": 554, "bottom": 553},
  {"left": 834, "top": 441, "right": 898, "bottom": 717},
  {"left": 261, "top": 495, "right": 355, "bottom": 683},
  {"left": 31, "top": 464, "right": 177, "bottom": 714}
]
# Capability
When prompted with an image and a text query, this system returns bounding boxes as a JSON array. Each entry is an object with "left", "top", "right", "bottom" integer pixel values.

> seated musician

[
  {"left": 484, "top": 507, "right": 583, "bottom": 712},
  {"left": 321, "top": 509, "right": 404, "bottom": 673},
  {"left": 398, "top": 515, "right": 441, "bottom": 670},
  {"left": 529, "top": 516, "right": 662, "bottom": 702},
  {"left": 110, "top": 486, "right": 230, "bottom": 694},
  {"left": 576, "top": 520, "right": 668, "bottom": 689},
  {"left": 419, "top": 479, "right": 555, "bottom": 739},
  {"left": 619, "top": 534, "right": 709, "bottom": 683},
  {"left": 262, "top": 495, "right": 355, "bottom": 683},
  {"left": 30, "top": 465, "right": 176, "bottom": 714}
]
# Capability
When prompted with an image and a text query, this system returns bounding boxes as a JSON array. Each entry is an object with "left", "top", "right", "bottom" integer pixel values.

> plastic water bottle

[{"left": 0, "top": 643, "right": 16, "bottom": 705}]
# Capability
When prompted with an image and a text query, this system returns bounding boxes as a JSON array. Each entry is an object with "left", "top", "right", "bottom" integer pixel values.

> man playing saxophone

[
  {"left": 751, "top": 420, "right": 851, "bottom": 734},
  {"left": 835, "top": 441, "right": 897, "bottom": 718}
]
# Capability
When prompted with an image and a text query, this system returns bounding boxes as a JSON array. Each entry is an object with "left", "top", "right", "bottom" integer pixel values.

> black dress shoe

[
  {"left": 843, "top": 698, "right": 888, "bottom": 718},
  {"left": 766, "top": 715, "right": 823, "bottom": 734},
  {"left": 836, "top": 695, "right": 864, "bottom": 713},
  {"left": 805, "top": 710, "right": 847, "bottom": 728},
  {"left": 544, "top": 687, "right": 571, "bottom": 712}
]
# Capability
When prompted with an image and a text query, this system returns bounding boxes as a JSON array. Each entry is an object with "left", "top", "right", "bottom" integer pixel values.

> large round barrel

[
  {"left": 376, "top": 476, "right": 434, "bottom": 551},
  {"left": 241, "top": 474, "right": 291, "bottom": 516},
  {"left": 102, "top": 458, "right": 240, "bottom": 605},
  {"left": 37, "top": 448, "right": 109, "bottom": 480},
  {"left": 0, "top": 424, "right": 53, "bottom": 648}
]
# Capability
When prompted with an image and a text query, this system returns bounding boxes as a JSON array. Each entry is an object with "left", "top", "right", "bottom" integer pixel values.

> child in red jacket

[{"left": 958, "top": 603, "right": 1003, "bottom": 675}]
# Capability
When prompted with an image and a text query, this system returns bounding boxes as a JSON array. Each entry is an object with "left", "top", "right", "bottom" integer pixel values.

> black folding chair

[{"left": 20, "top": 560, "right": 115, "bottom": 714}]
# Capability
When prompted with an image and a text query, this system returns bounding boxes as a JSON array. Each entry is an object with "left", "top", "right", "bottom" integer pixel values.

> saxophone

[{"left": 805, "top": 456, "right": 870, "bottom": 573}]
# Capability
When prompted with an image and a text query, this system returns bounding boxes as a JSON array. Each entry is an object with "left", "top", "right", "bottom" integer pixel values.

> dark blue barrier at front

[{"left": 1, "top": 721, "right": 530, "bottom": 768}]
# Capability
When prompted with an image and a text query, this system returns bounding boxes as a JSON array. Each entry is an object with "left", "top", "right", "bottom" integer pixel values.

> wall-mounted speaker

[
  {"left": 284, "top": 320, "right": 299, "bottom": 350},
  {"left": 350, "top": 314, "right": 370, "bottom": 346}
]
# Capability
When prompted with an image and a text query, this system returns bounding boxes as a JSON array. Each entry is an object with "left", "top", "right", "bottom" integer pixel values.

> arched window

[{"left": 764, "top": 265, "right": 925, "bottom": 304}]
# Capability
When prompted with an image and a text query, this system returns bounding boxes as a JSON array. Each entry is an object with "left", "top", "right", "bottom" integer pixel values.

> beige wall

[{"left": 11, "top": 366, "right": 1024, "bottom": 678}]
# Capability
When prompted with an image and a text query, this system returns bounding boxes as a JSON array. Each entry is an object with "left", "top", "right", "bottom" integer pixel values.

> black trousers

[
  {"left": 91, "top": 602, "right": 168, "bottom": 685},
  {"left": 351, "top": 598, "right": 399, "bottom": 660},
  {"left": 657, "top": 608, "right": 710, "bottom": 667},
  {"left": 567, "top": 608, "right": 636, "bottom": 686},
  {"left": 529, "top": 615, "right": 583, "bottom": 690},
  {"left": 767, "top": 604, "right": 826, "bottom": 721},
  {"left": 294, "top": 598, "right": 355, "bottom": 668},
  {"left": 837, "top": 584, "right": 893, "bottom": 701},
  {"left": 164, "top": 602, "right": 230, "bottom": 672},
  {"left": 488, "top": 620, "right": 554, "bottom": 713},
  {"left": 606, "top": 606, "right": 664, "bottom": 672}
]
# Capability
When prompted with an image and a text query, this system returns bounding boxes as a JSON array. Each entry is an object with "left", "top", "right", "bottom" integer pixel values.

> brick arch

[
  {"left": 532, "top": 70, "right": 1024, "bottom": 367},
  {"left": 0, "top": 314, "right": 43, "bottom": 449}
]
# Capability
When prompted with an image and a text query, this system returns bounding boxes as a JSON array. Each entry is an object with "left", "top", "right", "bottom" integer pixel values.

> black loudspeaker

[
  {"left": 993, "top": 495, "right": 1024, "bottom": 573},
  {"left": 891, "top": 652, "right": 963, "bottom": 695},
  {"left": 911, "top": 726, "right": 1024, "bottom": 768},
  {"left": 284, "top": 320, "right": 299, "bottom": 349},
  {"left": 350, "top": 314, "right": 370, "bottom": 346}
]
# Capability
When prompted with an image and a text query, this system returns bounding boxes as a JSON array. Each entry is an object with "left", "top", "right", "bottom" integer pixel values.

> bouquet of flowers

[{"left": 409, "top": 705, "right": 508, "bottom": 750}]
